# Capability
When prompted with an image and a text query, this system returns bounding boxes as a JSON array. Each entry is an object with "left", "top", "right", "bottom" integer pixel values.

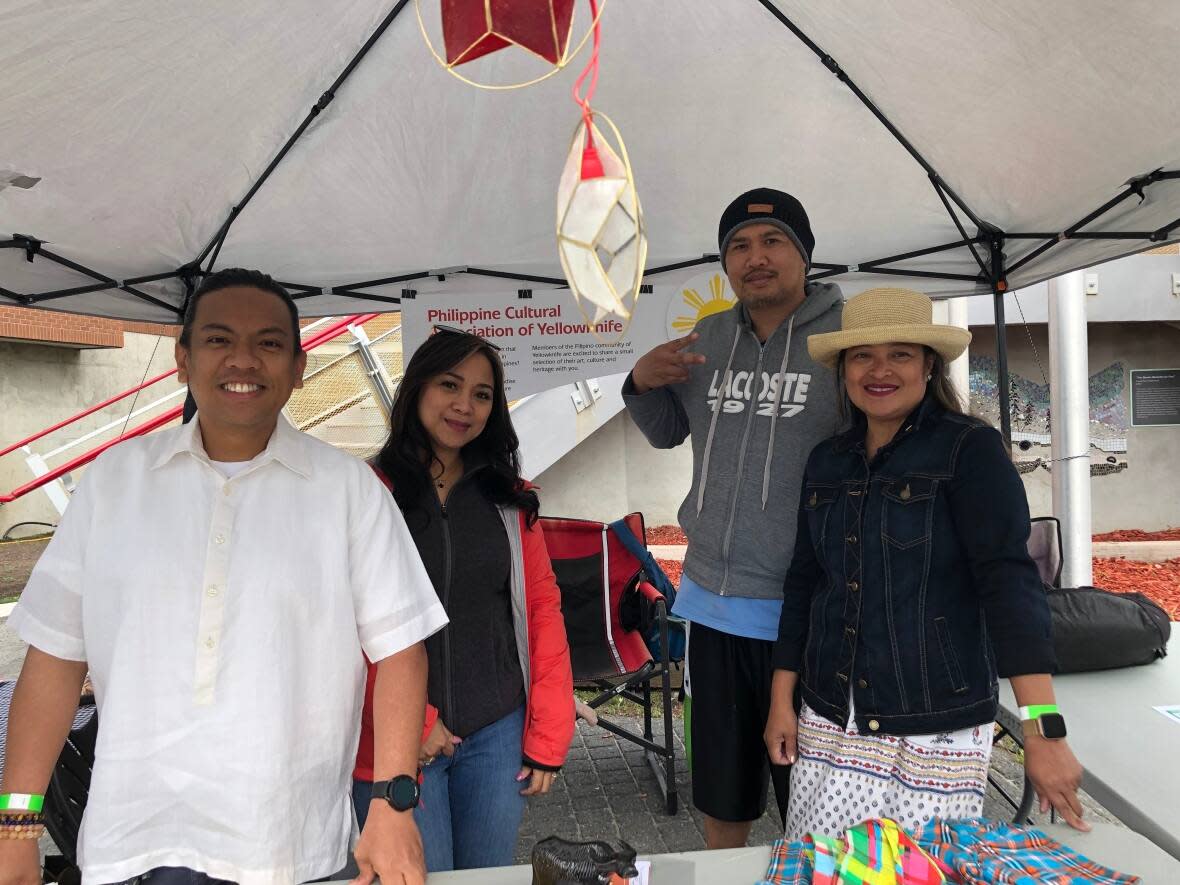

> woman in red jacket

[{"left": 353, "top": 327, "right": 575, "bottom": 872}]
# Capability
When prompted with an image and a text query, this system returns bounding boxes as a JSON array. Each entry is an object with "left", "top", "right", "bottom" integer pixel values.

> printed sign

[
  {"left": 1131, "top": 368, "right": 1180, "bottom": 427},
  {"left": 400, "top": 272, "right": 738, "bottom": 399}
]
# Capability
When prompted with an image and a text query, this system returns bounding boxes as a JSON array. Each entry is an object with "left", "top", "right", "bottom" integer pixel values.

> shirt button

[
  {"left": 222, "top": 485, "right": 232, "bottom": 496},
  {"left": 868, "top": 719, "right": 880, "bottom": 731},
  {"left": 858, "top": 678, "right": 869, "bottom": 689},
  {"left": 207, "top": 585, "right": 219, "bottom": 597},
  {"left": 214, "top": 534, "right": 226, "bottom": 545},
  {"left": 204, "top": 637, "right": 216, "bottom": 649},
  {"left": 848, "top": 581, "right": 859, "bottom": 592}
]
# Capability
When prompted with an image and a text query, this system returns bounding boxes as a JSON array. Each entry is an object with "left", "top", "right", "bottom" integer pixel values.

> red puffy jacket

[{"left": 354, "top": 476, "right": 574, "bottom": 779}]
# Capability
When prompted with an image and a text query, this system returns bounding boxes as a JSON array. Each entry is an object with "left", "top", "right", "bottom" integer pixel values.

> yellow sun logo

[{"left": 669, "top": 273, "right": 736, "bottom": 334}]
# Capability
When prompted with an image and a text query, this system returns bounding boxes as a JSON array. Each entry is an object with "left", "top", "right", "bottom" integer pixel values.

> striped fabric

[
  {"left": 758, "top": 818, "right": 945, "bottom": 884},
  {"left": 758, "top": 818, "right": 1140, "bottom": 885},
  {"left": 916, "top": 818, "right": 1140, "bottom": 885}
]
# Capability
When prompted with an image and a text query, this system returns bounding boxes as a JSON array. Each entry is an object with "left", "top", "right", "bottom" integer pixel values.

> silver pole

[
  {"left": 1048, "top": 271, "right": 1093, "bottom": 587},
  {"left": 349, "top": 323, "right": 397, "bottom": 420},
  {"left": 946, "top": 297, "right": 971, "bottom": 412}
]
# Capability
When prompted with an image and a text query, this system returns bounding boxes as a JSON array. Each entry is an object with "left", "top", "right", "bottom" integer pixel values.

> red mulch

[
  {"left": 647, "top": 525, "right": 687, "bottom": 545},
  {"left": 1093, "top": 557, "right": 1180, "bottom": 619},
  {"left": 658, "top": 525, "right": 1180, "bottom": 545},
  {"left": 655, "top": 559, "right": 682, "bottom": 586},
  {"left": 652, "top": 554, "right": 1180, "bottom": 620},
  {"left": 1093, "top": 528, "right": 1180, "bottom": 542}
]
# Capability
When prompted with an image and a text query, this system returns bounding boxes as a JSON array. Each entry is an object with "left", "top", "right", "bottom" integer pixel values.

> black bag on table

[{"left": 1047, "top": 585, "right": 1170, "bottom": 673}]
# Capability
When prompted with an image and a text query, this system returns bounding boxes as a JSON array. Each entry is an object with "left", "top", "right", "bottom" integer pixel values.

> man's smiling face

[{"left": 175, "top": 285, "right": 306, "bottom": 453}]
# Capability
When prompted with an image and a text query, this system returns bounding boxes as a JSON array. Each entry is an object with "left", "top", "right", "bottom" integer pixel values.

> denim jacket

[{"left": 772, "top": 395, "right": 1057, "bottom": 735}]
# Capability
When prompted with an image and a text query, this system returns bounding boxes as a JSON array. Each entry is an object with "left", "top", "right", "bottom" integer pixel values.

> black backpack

[{"left": 1046, "top": 585, "right": 1170, "bottom": 673}]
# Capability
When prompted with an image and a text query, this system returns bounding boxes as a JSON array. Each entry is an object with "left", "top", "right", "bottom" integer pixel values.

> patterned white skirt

[{"left": 785, "top": 701, "right": 993, "bottom": 840}]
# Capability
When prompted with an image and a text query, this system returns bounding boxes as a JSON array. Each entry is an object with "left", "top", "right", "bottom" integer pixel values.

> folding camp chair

[
  {"left": 43, "top": 700, "right": 97, "bottom": 872},
  {"left": 988, "top": 515, "right": 1063, "bottom": 823},
  {"left": 540, "top": 513, "right": 680, "bottom": 815}
]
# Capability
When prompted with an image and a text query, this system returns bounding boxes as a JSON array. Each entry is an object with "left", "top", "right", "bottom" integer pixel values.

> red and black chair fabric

[{"left": 540, "top": 512, "right": 679, "bottom": 814}]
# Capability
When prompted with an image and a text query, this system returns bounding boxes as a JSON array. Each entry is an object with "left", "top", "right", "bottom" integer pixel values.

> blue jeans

[{"left": 353, "top": 706, "right": 527, "bottom": 872}]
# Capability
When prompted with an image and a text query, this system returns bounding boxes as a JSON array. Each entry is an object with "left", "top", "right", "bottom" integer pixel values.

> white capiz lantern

[{"left": 556, "top": 111, "right": 647, "bottom": 333}]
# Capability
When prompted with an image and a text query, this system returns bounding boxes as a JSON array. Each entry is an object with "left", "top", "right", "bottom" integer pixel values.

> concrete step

[{"left": 1092, "top": 540, "right": 1180, "bottom": 562}]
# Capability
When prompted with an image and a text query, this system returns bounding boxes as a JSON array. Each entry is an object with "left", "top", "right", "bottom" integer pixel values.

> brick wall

[{"left": 0, "top": 306, "right": 177, "bottom": 348}]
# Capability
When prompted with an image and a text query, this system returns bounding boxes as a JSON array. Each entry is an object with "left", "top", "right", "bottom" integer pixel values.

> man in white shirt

[{"left": 0, "top": 269, "right": 447, "bottom": 885}]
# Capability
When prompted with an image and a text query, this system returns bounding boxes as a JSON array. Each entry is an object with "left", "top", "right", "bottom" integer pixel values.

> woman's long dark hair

[
  {"left": 835, "top": 346, "right": 965, "bottom": 429},
  {"left": 374, "top": 330, "right": 540, "bottom": 526}
]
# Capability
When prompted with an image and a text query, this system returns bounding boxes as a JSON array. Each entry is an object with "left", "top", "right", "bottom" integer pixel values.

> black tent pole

[
  {"left": 988, "top": 236, "right": 1012, "bottom": 447},
  {"left": 193, "top": 0, "right": 413, "bottom": 273}
]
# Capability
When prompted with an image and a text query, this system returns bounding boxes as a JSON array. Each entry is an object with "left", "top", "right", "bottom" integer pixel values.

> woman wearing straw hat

[{"left": 764, "top": 287, "right": 1086, "bottom": 838}]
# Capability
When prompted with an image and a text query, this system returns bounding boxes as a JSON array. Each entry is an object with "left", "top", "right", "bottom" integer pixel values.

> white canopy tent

[{"left": 3, "top": 0, "right": 1180, "bottom": 443}]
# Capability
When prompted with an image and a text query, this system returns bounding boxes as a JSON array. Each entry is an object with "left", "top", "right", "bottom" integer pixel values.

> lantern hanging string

[{"left": 571, "top": 0, "right": 604, "bottom": 179}]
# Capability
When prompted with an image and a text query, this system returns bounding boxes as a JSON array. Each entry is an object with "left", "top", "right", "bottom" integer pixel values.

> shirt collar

[{"left": 150, "top": 413, "right": 313, "bottom": 479}]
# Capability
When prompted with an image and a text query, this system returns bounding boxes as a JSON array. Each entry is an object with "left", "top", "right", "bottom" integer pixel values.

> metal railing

[{"left": 1, "top": 314, "right": 399, "bottom": 509}]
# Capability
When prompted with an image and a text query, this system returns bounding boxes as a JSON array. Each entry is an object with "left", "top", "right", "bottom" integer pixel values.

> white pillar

[
  {"left": 932, "top": 298, "right": 971, "bottom": 411},
  {"left": 947, "top": 297, "right": 971, "bottom": 412},
  {"left": 1048, "top": 271, "right": 1093, "bottom": 587}
]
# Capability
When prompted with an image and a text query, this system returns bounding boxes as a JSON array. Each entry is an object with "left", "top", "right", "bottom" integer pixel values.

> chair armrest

[{"left": 637, "top": 580, "right": 667, "bottom": 607}]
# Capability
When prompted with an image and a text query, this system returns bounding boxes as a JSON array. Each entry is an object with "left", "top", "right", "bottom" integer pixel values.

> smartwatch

[
  {"left": 1019, "top": 704, "right": 1067, "bottom": 740},
  {"left": 371, "top": 774, "right": 421, "bottom": 812}
]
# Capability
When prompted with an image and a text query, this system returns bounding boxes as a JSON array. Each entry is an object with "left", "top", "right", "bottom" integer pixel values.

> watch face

[
  {"left": 389, "top": 775, "right": 420, "bottom": 811},
  {"left": 1039, "top": 712, "right": 1067, "bottom": 739}
]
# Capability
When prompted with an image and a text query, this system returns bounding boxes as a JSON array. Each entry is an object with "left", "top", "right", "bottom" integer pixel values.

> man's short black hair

[{"left": 178, "top": 268, "right": 301, "bottom": 353}]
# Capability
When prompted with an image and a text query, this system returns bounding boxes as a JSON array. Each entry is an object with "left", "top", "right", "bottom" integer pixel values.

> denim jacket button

[
  {"left": 848, "top": 580, "right": 859, "bottom": 592},
  {"left": 845, "top": 626, "right": 857, "bottom": 637},
  {"left": 837, "top": 673, "right": 849, "bottom": 683},
  {"left": 868, "top": 719, "right": 880, "bottom": 731},
  {"left": 857, "top": 678, "right": 869, "bottom": 689},
  {"left": 846, "top": 534, "right": 858, "bottom": 544}
]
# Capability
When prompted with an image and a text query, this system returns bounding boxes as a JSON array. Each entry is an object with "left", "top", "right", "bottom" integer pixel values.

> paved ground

[{"left": 0, "top": 537, "right": 49, "bottom": 600}]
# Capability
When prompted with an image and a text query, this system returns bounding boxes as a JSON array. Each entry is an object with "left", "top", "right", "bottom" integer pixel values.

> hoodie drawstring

[
  {"left": 695, "top": 325, "right": 742, "bottom": 516},
  {"left": 761, "top": 315, "right": 795, "bottom": 510}
]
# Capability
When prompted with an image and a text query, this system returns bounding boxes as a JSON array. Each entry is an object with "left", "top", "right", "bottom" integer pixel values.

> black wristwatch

[{"left": 371, "top": 775, "right": 421, "bottom": 811}]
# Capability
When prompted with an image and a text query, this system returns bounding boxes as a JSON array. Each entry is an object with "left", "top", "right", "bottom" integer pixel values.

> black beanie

[{"left": 718, "top": 188, "right": 814, "bottom": 269}]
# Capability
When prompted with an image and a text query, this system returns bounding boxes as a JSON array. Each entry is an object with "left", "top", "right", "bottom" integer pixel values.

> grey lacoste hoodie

[{"left": 623, "top": 282, "right": 843, "bottom": 600}]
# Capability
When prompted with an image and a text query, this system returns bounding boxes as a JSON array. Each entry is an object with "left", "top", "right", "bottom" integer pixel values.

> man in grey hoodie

[{"left": 623, "top": 188, "right": 842, "bottom": 848}]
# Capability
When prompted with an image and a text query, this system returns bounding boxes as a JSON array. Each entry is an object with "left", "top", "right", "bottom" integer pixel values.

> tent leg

[{"left": 1048, "top": 271, "right": 1094, "bottom": 587}]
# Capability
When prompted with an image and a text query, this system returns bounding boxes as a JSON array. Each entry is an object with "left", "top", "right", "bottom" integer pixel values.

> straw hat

[{"left": 807, "top": 287, "right": 972, "bottom": 369}]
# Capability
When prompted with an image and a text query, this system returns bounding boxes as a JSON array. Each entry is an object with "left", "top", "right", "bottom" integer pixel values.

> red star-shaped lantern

[{"left": 442, "top": 0, "right": 576, "bottom": 67}]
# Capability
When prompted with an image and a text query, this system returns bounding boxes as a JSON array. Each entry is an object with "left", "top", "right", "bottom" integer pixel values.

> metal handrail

[
  {"left": 0, "top": 315, "right": 345, "bottom": 461},
  {"left": 0, "top": 312, "right": 381, "bottom": 505}
]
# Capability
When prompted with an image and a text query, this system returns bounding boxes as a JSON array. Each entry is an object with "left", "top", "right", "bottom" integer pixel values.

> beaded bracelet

[{"left": 0, "top": 811, "right": 45, "bottom": 840}]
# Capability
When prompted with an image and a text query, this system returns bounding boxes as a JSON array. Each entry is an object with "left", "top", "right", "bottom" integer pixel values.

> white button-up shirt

[{"left": 9, "top": 417, "right": 447, "bottom": 885}]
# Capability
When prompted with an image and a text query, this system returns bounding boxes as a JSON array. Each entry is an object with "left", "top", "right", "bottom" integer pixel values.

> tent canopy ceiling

[{"left": 2, "top": 0, "right": 1179, "bottom": 323}]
